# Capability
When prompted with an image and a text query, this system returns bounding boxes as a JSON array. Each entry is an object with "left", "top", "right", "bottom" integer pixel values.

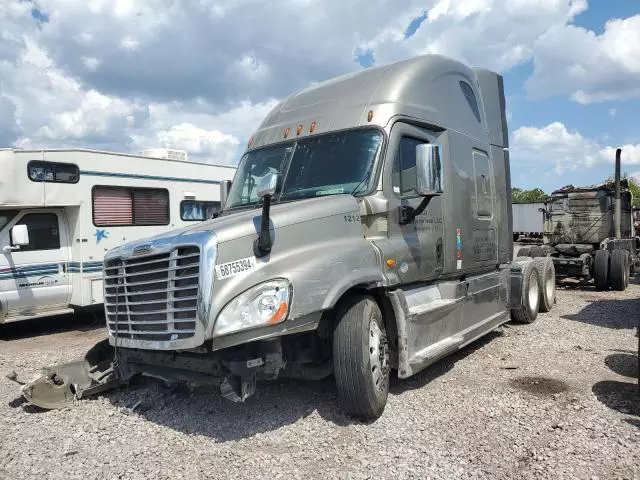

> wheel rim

[
  {"left": 528, "top": 272, "right": 539, "bottom": 310},
  {"left": 545, "top": 271, "right": 554, "bottom": 302},
  {"left": 369, "top": 320, "right": 390, "bottom": 394}
]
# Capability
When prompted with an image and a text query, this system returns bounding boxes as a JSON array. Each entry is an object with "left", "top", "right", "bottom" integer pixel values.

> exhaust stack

[{"left": 615, "top": 148, "right": 621, "bottom": 239}]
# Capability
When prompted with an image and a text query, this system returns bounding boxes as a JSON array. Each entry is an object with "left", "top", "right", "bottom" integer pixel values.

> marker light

[
  {"left": 367, "top": 110, "right": 374, "bottom": 122},
  {"left": 296, "top": 124, "right": 303, "bottom": 136},
  {"left": 386, "top": 258, "right": 396, "bottom": 268},
  {"left": 284, "top": 127, "right": 290, "bottom": 139},
  {"left": 309, "top": 121, "right": 317, "bottom": 133}
]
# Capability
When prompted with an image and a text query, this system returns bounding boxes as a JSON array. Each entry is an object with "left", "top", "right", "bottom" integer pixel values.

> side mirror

[
  {"left": 3, "top": 224, "right": 29, "bottom": 254},
  {"left": 257, "top": 172, "right": 279, "bottom": 198},
  {"left": 220, "top": 180, "right": 232, "bottom": 209},
  {"left": 11, "top": 224, "right": 29, "bottom": 246},
  {"left": 416, "top": 144, "right": 443, "bottom": 196}
]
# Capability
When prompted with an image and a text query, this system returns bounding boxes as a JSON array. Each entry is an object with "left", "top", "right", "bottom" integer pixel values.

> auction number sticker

[{"left": 215, "top": 256, "right": 256, "bottom": 280}]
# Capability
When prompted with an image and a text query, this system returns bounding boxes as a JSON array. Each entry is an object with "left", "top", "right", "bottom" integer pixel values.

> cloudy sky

[{"left": 2, "top": 0, "right": 640, "bottom": 193}]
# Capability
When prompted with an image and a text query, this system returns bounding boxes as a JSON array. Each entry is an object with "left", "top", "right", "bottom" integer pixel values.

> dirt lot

[{"left": 0, "top": 283, "right": 638, "bottom": 480}]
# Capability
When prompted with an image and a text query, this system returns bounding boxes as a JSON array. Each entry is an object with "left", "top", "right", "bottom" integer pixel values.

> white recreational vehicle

[{"left": 0, "top": 148, "right": 236, "bottom": 323}]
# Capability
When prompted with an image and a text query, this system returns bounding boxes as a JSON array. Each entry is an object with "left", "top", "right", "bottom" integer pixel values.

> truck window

[
  {"left": 460, "top": 81, "right": 481, "bottom": 123},
  {"left": 11, "top": 213, "right": 60, "bottom": 251},
  {"left": 226, "top": 129, "right": 383, "bottom": 208},
  {"left": 392, "top": 137, "right": 427, "bottom": 197},
  {"left": 180, "top": 201, "right": 221, "bottom": 221},
  {"left": 280, "top": 130, "right": 383, "bottom": 200},
  {"left": 92, "top": 186, "right": 169, "bottom": 226},
  {"left": 28, "top": 161, "right": 79, "bottom": 184}
]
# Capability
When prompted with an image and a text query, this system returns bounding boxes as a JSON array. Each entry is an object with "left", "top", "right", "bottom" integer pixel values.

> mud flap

[{"left": 20, "top": 339, "right": 128, "bottom": 409}]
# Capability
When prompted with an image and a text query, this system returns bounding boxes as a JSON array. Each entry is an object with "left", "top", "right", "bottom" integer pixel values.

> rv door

[{"left": 0, "top": 209, "right": 71, "bottom": 319}]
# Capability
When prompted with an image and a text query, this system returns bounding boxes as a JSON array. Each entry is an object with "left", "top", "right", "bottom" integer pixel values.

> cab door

[
  {"left": 384, "top": 123, "right": 445, "bottom": 283},
  {"left": 0, "top": 210, "right": 71, "bottom": 317}
]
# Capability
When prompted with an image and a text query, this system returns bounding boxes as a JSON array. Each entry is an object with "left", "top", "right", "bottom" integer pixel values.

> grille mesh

[{"left": 104, "top": 246, "right": 200, "bottom": 342}]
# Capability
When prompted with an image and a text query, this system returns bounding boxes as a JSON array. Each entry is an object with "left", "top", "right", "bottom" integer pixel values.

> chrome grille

[{"left": 104, "top": 246, "right": 200, "bottom": 342}]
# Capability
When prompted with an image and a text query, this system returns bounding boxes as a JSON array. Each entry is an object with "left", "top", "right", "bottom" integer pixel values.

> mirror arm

[
  {"left": 399, "top": 195, "right": 434, "bottom": 225},
  {"left": 2, "top": 245, "right": 19, "bottom": 254},
  {"left": 253, "top": 195, "right": 273, "bottom": 257}
]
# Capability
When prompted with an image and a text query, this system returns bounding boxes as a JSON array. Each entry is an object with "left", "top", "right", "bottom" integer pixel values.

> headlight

[{"left": 213, "top": 279, "right": 291, "bottom": 336}]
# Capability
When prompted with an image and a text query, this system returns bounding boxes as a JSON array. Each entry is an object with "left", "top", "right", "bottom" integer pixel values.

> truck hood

[{"left": 106, "top": 194, "right": 362, "bottom": 258}]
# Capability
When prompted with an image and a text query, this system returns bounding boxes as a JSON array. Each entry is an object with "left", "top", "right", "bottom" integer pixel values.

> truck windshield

[{"left": 226, "top": 129, "right": 383, "bottom": 208}]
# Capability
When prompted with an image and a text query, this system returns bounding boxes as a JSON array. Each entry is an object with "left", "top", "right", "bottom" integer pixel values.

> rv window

[
  {"left": 27, "top": 161, "right": 79, "bottom": 184},
  {"left": 392, "top": 137, "right": 427, "bottom": 198},
  {"left": 11, "top": 213, "right": 60, "bottom": 251},
  {"left": 180, "top": 201, "right": 221, "bottom": 221},
  {"left": 92, "top": 186, "right": 169, "bottom": 226}
]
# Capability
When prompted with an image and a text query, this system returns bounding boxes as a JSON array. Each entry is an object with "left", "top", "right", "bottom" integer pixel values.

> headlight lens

[{"left": 214, "top": 279, "right": 291, "bottom": 336}]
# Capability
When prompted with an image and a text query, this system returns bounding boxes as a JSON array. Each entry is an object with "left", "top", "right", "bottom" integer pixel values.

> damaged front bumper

[
  {"left": 18, "top": 337, "right": 324, "bottom": 409},
  {"left": 20, "top": 339, "right": 125, "bottom": 409}
]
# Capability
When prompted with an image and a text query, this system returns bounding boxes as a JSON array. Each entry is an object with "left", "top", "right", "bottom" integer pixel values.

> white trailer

[
  {"left": 512, "top": 202, "right": 545, "bottom": 240},
  {"left": 0, "top": 148, "right": 236, "bottom": 323}
]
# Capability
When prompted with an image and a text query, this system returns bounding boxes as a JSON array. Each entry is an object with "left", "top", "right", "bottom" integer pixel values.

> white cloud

[
  {"left": 527, "top": 15, "right": 640, "bottom": 103},
  {"left": 609, "top": 108, "right": 617, "bottom": 117},
  {"left": 366, "top": 0, "right": 587, "bottom": 73},
  {"left": 512, "top": 122, "right": 640, "bottom": 176},
  {"left": 1, "top": 0, "right": 637, "bottom": 167}
]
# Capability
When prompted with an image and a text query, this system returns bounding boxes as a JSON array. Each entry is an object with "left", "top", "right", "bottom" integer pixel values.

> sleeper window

[
  {"left": 11, "top": 213, "right": 60, "bottom": 251},
  {"left": 392, "top": 137, "right": 428, "bottom": 197}
]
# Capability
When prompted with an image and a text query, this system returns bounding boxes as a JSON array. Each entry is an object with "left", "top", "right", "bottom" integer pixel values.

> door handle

[{"left": 61, "top": 263, "right": 67, "bottom": 273}]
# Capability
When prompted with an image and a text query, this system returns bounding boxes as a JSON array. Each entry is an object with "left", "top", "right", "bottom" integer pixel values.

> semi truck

[
  {"left": 512, "top": 202, "right": 545, "bottom": 241},
  {"left": 518, "top": 149, "right": 639, "bottom": 291},
  {"left": 18, "top": 54, "right": 553, "bottom": 420},
  {"left": 0, "top": 148, "right": 235, "bottom": 324}
]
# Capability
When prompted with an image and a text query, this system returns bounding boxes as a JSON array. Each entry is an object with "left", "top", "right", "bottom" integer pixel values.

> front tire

[{"left": 333, "top": 295, "right": 390, "bottom": 420}]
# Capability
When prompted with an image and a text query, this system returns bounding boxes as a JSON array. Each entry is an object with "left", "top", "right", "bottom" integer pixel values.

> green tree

[
  {"left": 603, "top": 173, "right": 640, "bottom": 207},
  {"left": 511, "top": 187, "right": 548, "bottom": 204}
]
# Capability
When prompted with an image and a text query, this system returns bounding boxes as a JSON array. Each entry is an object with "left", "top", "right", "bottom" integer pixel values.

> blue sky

[{"left": 2, "top": 0, "right": 640, "bottom": 195}]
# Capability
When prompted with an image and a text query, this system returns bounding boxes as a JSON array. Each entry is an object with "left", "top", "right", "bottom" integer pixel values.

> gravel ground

[{"left": 0, "top": 282, "right": 638, "bottom": 480}]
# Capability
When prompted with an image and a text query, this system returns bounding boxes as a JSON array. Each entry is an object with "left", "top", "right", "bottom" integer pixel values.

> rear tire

[
  {"left": 610, "top": 249, "right": 629, "bottom": 292},
  {"left": 594, "top": 250, "right": 610, "bottom": 291},
  {"left": 511, "top": 261, "right": 540, "bottom": 324},
  {"left": 532, "top": 257, "right": 555, "bottom": 312},
  {"left": 333, "top": 295, "right": 390, "bottom": 420}
]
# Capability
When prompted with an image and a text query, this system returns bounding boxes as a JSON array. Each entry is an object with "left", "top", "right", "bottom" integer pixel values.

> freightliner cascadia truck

[{"left": 19, "top": 54, "right": 554, "bottom": 420}]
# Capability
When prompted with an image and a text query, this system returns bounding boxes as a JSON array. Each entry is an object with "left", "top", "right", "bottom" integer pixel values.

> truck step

[
  {"left": 2, "top": 307, "right": 75, "bottom": 324},
  {"left": 409, "top": 336, "right": 465, "bottom": 364}
]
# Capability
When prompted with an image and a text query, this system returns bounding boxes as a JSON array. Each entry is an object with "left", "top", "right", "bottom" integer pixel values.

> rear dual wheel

[
  {"left": 511, "top": 261, "right": 540, "bottom": 324},
  {"left": 594, "top": 249, "right": 630, "bottom": 292},
  {"left": 610, "top": 249, "right": 630, "bottom": 292}
]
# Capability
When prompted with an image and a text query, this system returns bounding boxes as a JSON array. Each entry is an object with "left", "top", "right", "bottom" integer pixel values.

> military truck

[
  {"left": 19, "top": 54, "right": 552, "bottom": 420},
  {"left": 518, "top": 149, "right": 639, "bottom": 291}
]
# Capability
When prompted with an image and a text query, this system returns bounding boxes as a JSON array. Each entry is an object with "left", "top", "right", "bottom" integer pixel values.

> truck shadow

[
  {"left": 0, "top": 308, "right": 104, "bottom": 340},
  {"left": 114, "top": 330, "right": 503, "bottom": 442},
  {"left": 562, "top": 298, "right": 640, "bottom": 330}
]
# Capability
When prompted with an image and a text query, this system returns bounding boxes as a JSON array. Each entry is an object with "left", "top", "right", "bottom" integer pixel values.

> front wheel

[{"left": 333, "top": 295, "right": 390, "bottom": 420}]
